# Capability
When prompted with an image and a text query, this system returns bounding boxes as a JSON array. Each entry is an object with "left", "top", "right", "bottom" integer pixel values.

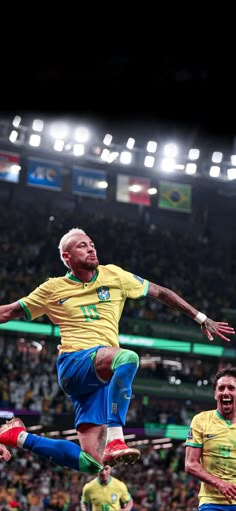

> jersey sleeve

[
  {"left": 119, "top": 481, "right": 132, "bottom": 504},
  {"left": 108, "top": 264, "right": 149, "bottom": 299},
  {"left": 81, "top": 484, "right": 90, "bottom": 504},
  {"left": 18, "top": 279, "right": 52, "bottom": 321},
  {"left": 185, "top": 412, "right": 204, "bottom": 447}
]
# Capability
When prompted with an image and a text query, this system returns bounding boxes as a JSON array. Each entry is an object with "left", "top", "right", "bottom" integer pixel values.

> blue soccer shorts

[{"left": 56, "top": 346, "right": 109, "bottom": 427}]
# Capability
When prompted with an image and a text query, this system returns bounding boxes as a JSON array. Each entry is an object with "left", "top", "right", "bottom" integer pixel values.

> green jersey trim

[
  {"left": 18, "top": 299, "right": 32, "bottom": 321},
  {"left": 65, "top": 270, "right": 98, "bottom": 283}
]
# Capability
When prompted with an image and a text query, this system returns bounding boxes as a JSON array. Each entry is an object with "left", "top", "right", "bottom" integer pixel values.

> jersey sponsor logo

[
  {"left": 111, "top": 494, "right": 118, "bottom": 502},
  {"left": 133, "top": 274, "right": 144, "bottom": 284},
  {"left": 58, "top": 297, "right": 71, "bottom": 304},
  {"left": 96, "top": 286, "right": 110, "bottom": 301}
]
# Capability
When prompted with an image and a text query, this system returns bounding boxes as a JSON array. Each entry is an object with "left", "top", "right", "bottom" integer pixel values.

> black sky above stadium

[{"left": 2, "top": 28, "right": 236, "bottom": 145}]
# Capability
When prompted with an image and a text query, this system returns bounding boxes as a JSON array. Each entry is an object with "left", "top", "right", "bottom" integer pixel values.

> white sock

[
  {"left": 17, "top": 431, "right": 28, "bottom": 448},
  {"left": 106, "top": 427, "right": 124, "bottom": 444}
]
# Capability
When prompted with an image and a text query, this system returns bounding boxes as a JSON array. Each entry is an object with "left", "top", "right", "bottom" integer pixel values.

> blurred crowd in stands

[{"left": 0, "top": 443, "right": 199, "bottom": 511}]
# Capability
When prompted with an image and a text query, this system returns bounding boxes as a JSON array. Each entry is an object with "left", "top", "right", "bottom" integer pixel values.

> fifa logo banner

[
  {"left": 0, "top": 151, "right": 21, "bottom": 183},
  {"left": 158, "top": 181, "right": 192, "bottom": 213},
  {"left": 72, "top": 167, "right": 108, "bottom": 199},
  {"left": 27, "top": 158, "right": 62, "bottom": 190}
]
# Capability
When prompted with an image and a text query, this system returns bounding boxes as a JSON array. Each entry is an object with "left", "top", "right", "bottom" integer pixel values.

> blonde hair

[{"left": 58, "top": 228, "right": 86, "bottom": 268}]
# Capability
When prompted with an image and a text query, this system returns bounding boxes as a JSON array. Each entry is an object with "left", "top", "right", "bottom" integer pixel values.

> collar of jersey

[
  {"left": 65, "top": 269, "right": 98, "bottom": 283},
  {"left": 216, "top": 409, "right": 232, "bottom": 425}
]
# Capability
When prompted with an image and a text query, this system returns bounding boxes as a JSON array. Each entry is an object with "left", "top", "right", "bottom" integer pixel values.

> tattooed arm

[
  {"left": 147, "top": 282, "right": 235, "bottom": 342},
  {"left": 0, "top": 301, "right": 25, "bottom": 323}
]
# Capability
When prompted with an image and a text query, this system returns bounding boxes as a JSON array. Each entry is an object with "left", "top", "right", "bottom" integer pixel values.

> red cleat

[
  {"left": 103, "top": 439, "right": 141, "bottom": 467},
  {"left": 0, "top": 418, "right": 26, "bottom": 448}
]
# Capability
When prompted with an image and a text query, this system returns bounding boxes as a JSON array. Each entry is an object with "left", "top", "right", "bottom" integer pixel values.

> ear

[{"left": 214, "top": 390, "right": 217, "bottom": 401}]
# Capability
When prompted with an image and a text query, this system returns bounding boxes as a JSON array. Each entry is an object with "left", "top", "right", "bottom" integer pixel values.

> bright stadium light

[
  {"left": 164, "top": 143, "right": 178, "bottom": 158},
  {"left": 50, "top": 122, "right": 69, "bottom": 140},
  {"left": 32, "top": 119, "right": 44, "bottom": 132},
  {"left": 161, "top": 157, "right": 175, "bottom": 172},
  {"left": 74, "top": 127, "right": 90, "bottom": 143},
  {"left": 231, "top": 155, "right": 236, "bottom": 166},
  {"left": 53, "top": 139, "right": 64, "bottom": 151},
  {"left": 126, "top": 137, "right": 135, "bottom": 149},
  {"left": 103, "top": 133, "right": 113, "bottom": 145},
  {"left": 146, "top": 141, "right": 157, "bottom": 153},
  {"left": 227, "top": 168, "right": 236, "bottom": 180},
  {"left": 144, "top": 155, "right": 155, "bottom": 168},
  {"left": 212, "top": 151, "right": 223, "bottom": 163},
  {"left": 73, "top": 144, "right": 84, "bottom": 156},
  {"left": 29, "top": 134, "right": 41, "bottom": 147},
  {"left": 12, "top": 115, "right": 21, "bottom": 128},
  {"left": 185, "top": 163, "right": 197, "bottom": 175},
  {"left": 209, "top": 165, "right": 220, "bottom": 178},
  {"left": 188, "top": 148, "right": 200, "bottom": 160},
  {"left": 120, "top": 151, "right": 132, "bottom": 164},
  {"left": 9, "top": 130, "right": 18, "bottom": 143}
]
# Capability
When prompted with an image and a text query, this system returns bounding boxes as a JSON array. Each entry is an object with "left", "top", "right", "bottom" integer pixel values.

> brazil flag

[{"left": 158, "top": 181, "right": 192, "bottom": 212}]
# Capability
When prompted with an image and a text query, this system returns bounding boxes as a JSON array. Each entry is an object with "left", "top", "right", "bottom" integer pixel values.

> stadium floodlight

[
  {"left": 107, "top": 151, "right": 119, "bottom": 163},
  {"left": 227, "top": 168, "right": 236, "bottom": 180},
  {"left": 101, "top": 148, "right": 110, "bottom": 161},
  {"left": 164, "top": 143, "right": 178, "bottom": 157},
  {"left": 212, "top": 151, "right": 223, "bottom": 163},
  {"left": 209, "top": 165, "right": 220, "bottom": 178},
  {"left": 144, "top": 155, "right": 155, "bottom": 168},
  {"left": 73, "top": 144, "right": 84, "bottom": 156},
  {"left": 9, "top": 130, "right": 18, "bottom": 143},
  {"left": 74, "top": 127, "right": 90, "bottom": 143},
  {"left": 50, "top": 122, "right": 69, "bottom": 140},
  {"left": 146, "top": 141, "right": 157, "bottom": 153},
  {"left": 32, "top": 119, "right": 44, "bottom": 132},
  {"left": 53, "top": 139, "right": 64, "bottom": 151},
  {"left": 160, "top": 157, "right": 175, "bottom": 172},
  {"left": 231, "top": 155, "right": 236, "bottom": 166},
  {"left": 120, "top": 151, "right": 132, "bottom": 164},
  {"left": 103, "top": 133, "right": 112, "bottom": 146},
  {"left": 12, "top": 115, "right": 21, "bottom": 128},
  {"left": 185, "top": 163, "right": 197, "bottom": 175},
  {"left": 188, "top": 148, "right": 200, "bottom": 160},
  {"left": 29, "top": 134, "right": 41, "bottom": 147},
  {"left": 126, "top": 137, "right": 135, "bottom": 149}
]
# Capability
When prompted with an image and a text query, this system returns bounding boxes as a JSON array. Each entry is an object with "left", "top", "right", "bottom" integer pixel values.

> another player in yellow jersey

[
  {"left": 185, "top": 366, "right": 236, "bottom": 510},
  {"left": 0, "top": 228, "right": 234, "bottom": 476},
  {"left": 80, "top": 465, "right": 133, "bottom": 511}
]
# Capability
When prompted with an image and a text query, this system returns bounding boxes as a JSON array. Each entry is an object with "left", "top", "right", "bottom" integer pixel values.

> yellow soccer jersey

[
  {"left": 18, "top": 264, "right": 149, "bottom": 353},
  {"left": 186, "top": 409, "right": 236, "bottom": 505},
  {"left": 81, "top": 476, "right": 131, "bottom": 511}
]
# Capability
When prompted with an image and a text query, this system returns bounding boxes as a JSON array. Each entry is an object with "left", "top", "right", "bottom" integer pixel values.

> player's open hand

[
  {"left": 201, "top": 319, "right": 235, "bottom": 342},
  {"left": 0, "top": 443, "right": 11, "bottom": 461}
]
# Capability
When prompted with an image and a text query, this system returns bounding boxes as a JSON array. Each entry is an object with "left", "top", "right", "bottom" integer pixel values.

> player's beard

[{"left": 80, "top": 257, "right": 99, "bottom": 270}]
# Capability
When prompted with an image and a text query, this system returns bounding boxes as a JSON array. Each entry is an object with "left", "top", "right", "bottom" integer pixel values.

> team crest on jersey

[
  {"left": 111, "top": 494, "right": 118, "bottom": 502},
  {"left": 133, "top": 274, "right": 144, "bottom": 284},
  {"left": 96, "top": 286, "right": 110, "bottom": 301}
]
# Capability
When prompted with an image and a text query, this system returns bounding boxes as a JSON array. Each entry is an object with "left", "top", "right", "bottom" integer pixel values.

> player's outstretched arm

[
  {"left": 147, "top": 282, "right": 235, "bottom": 342},
  {"left": 0, "top": 301, "right": 25, "bottom": 324}
]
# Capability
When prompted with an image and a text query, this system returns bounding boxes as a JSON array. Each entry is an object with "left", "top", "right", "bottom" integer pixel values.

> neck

[{"left": 71, "top": 268, "right": 96, "bottom": 282}]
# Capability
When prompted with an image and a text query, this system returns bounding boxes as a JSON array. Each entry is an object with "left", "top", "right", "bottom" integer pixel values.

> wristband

[{"left": 194, "top": 312, "right": 207, "bottom": 324}]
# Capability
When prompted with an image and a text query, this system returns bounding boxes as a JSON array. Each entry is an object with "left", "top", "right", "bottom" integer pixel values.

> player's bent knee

[{"left": 111, "top": 349, "right": 139, "bottom": 370}]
